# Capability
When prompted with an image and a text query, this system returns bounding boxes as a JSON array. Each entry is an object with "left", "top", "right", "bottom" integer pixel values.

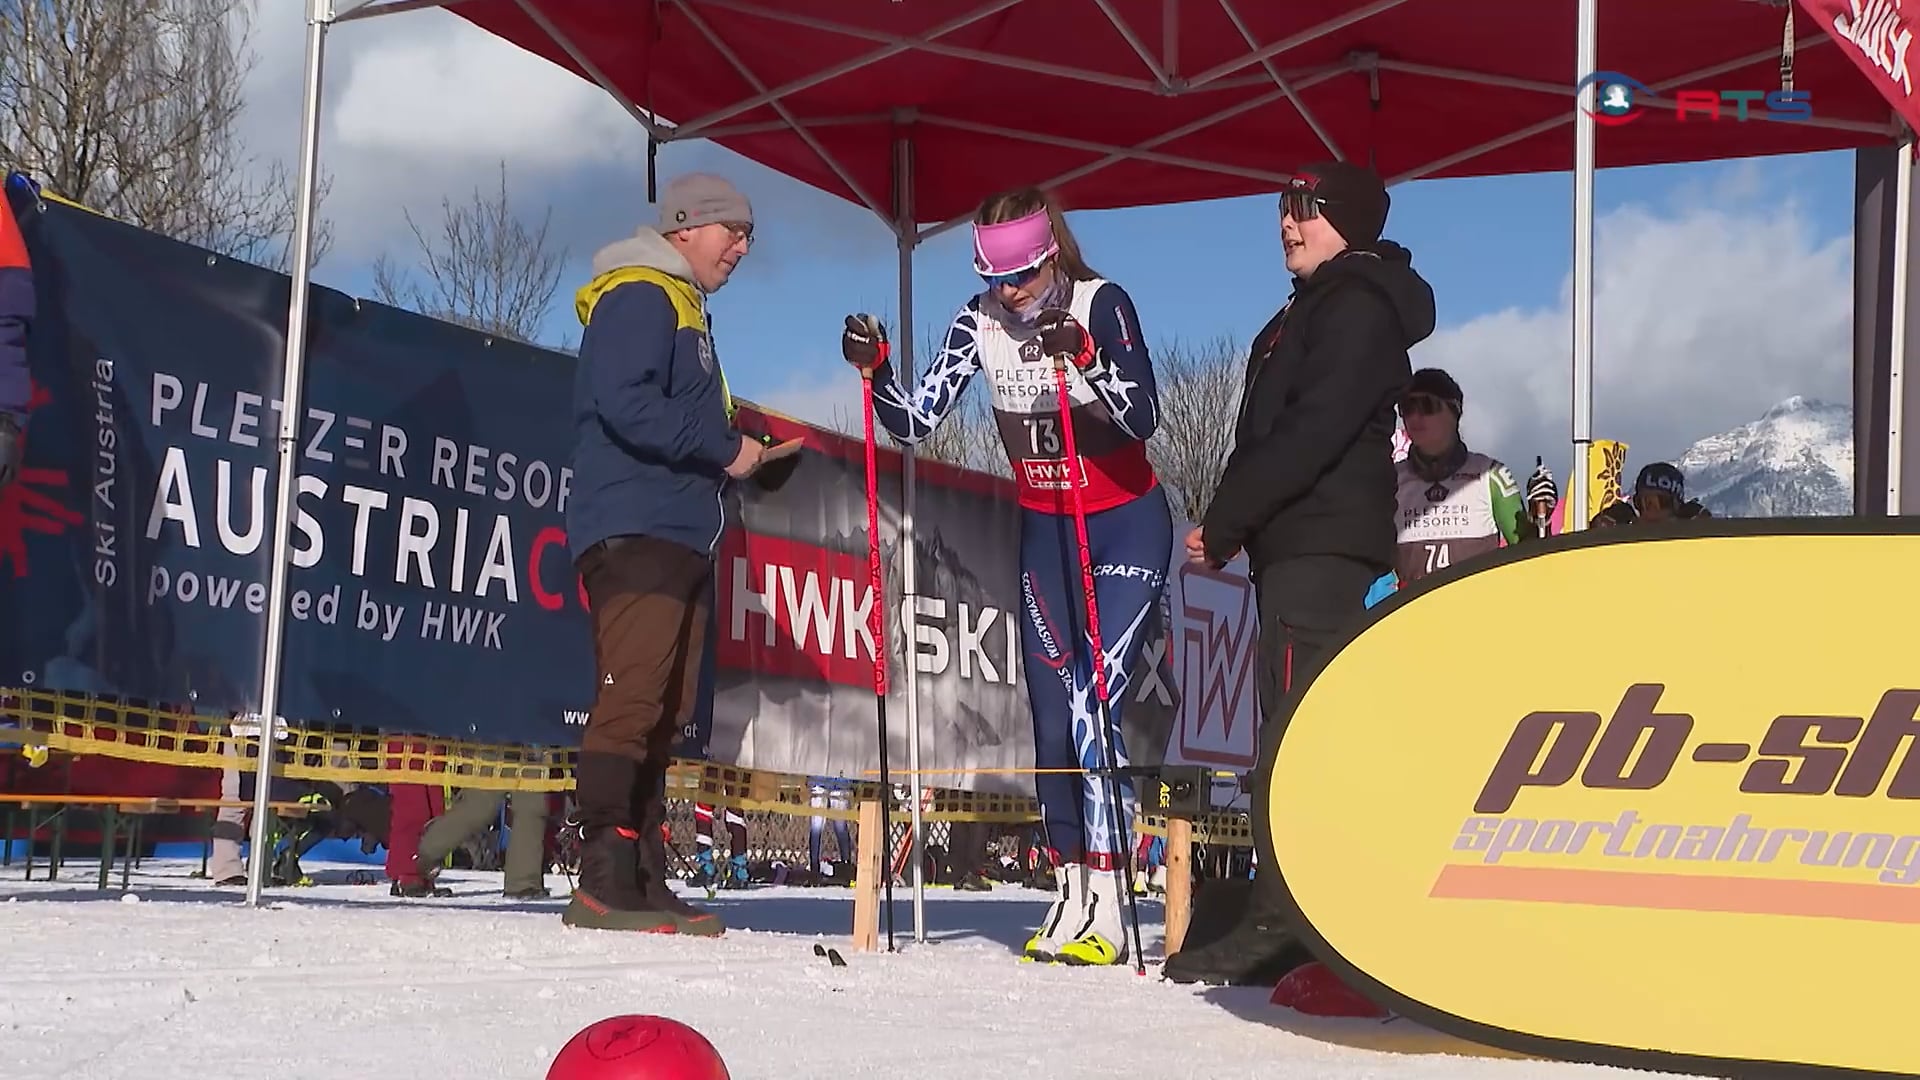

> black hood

[{"left": 1297, "top": 240, "right": 1437, "bottom": 348}]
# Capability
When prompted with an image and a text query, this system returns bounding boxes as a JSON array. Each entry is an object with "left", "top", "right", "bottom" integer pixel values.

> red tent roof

[{"left": 407, "top": 0, "right": 1904, "bottom": 226}]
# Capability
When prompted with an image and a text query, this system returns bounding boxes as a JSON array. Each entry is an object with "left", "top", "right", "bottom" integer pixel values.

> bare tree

[
  {"left": 0, "top": 0, "right": 334, "bottom": 272},
  {"left": 371, "top": 161, "right": 567, "bottom": 345},
  {"left": 1146, "top": 334, "right": 1243, "bottom": 521}
]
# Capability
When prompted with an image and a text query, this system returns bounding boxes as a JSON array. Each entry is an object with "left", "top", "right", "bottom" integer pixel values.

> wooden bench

[{"left": 0, "top": 793, "right": 331, "bottom": 891}]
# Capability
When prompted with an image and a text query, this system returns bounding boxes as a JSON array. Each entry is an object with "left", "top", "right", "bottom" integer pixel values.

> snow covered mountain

[{"left": 1676, "top": 397, "right": 1854, "bottom": 518}]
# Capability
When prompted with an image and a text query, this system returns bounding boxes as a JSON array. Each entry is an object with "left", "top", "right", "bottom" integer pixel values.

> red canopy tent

[
  {"left": 245, "top": 0, "right": 1918, "bottom": 911},
  {"left": 355, "top": 0, "right": 1904, "bottom": 225}
]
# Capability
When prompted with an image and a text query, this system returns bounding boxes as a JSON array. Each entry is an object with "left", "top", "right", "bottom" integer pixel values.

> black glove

[
  {"left": 0, "top": 415, "right": 18, "bottom": 491},
  {"left": 1032, "top": 308, "right": 1094, "bottom": 369},
  {"left": 841, "top": 314, "right": 890, "bottom": 374}
]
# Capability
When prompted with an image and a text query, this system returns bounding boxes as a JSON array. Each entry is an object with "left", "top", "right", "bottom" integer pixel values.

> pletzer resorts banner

[{"left": 0, "top": 187, "right": 1259, "bottom": 793}]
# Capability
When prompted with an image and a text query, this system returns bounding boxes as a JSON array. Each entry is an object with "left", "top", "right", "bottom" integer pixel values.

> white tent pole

[
  {"left": 892, "top": 124, "right": 928, "bottom": 945},
  {"left": 1889, "top": 130, "right": 1912, "bottom": 515},
  {"left": 245, "top": 0, "right": 332, "bottom": 908},
  {"left": 1569, "top": 0, "right": 1597, "bottom": 531}
]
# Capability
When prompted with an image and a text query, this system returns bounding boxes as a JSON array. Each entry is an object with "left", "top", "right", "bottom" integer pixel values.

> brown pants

[{"left": 577, "top": 534, "right": 713, "bottom": 766}]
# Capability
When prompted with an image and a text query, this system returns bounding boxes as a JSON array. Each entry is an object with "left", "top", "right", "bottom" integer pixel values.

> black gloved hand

[
  {"left": 841, "top": 314, "right": 890, "bottom": 374},
  {"left": 0, "top": 415, "right": 19, "bottom": 491},
  {"left": 1032, "top": 308, "right": 1094, "bottom": 369}
]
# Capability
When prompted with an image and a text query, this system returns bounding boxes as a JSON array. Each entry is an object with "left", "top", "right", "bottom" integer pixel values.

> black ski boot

[
  {"left": 633, "top": 760, "right": 725, "bottom": 937},
  {"left": 563, "top": 752, "right": 676, "bottom": 933},
  {"left": 1160, "top": 871, "right": 1312, "bottom": 986}
]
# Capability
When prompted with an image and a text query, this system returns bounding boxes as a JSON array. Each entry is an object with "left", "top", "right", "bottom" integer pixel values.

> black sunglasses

[{"left": 1280, "top": 180, "right": 1333, "bottom": 222}]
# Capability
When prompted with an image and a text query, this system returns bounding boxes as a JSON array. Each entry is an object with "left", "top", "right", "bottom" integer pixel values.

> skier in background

[
  {"left": 807, "top": 777, "right": 856, "bottom": 885},
  {"left": 693, "top": 801, "right": 750, "bottom": 889},
  {"left": 1388, "top": 369, "right": 1525, "bottom": 586}
]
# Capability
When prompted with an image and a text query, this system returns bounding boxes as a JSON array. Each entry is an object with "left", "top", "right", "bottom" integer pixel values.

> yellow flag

[
  {"left": 1585, "top": 439, "right": 1629, "bottom": 521},
  {"left": 1555, "top": 439, "right": 1629, "bottom": 531}
]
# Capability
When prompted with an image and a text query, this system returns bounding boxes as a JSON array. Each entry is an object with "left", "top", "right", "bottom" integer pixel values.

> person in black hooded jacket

[{"left": 1170, "top": 161, "right": 1436, "bottom": 987}]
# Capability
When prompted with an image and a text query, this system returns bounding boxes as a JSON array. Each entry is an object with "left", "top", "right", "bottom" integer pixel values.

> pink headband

[{"left": 972, "top": 208, "right": 1058, "bottom": 275}]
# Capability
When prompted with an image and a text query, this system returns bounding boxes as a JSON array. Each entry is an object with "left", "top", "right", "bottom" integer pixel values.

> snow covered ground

[{"left": 0, "top": 859, "right": 1669, "bottom": 1079}]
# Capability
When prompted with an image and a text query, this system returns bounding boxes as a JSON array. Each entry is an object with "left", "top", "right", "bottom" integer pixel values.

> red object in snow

[
  {"left": 443, "top": 1, "right": 1904, "bottom": 225},
  {"left": 547, "top": 1016, "right": 730, "bottom": 1080},
  {"left": 1270, "top": 961, "right": 1389, "bottom": 1019}
]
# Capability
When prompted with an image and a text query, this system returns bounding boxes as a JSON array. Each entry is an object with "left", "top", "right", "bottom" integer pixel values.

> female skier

[{"left": 840, "top": 187, "right": 1171, "bottom": 967}]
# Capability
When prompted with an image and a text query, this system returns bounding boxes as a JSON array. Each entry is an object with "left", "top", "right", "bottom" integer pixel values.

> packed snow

[{"left": 0, "top": 857, "right": 1685, "bottom": 1079}]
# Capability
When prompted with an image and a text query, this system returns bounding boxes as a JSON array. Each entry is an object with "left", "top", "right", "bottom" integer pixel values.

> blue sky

[{"left": 241, "top": 7, "right": 1860, "bottom": 479}]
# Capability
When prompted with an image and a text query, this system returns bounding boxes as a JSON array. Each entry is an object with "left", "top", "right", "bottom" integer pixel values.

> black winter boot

[
  {"left": 1160, "top": 868, "right": 1312, "bottom": 986},
  {"left": 562, "top": 752, "right": 675, "bottom": 932},
  {"left": 632, "top": 760, "right": 724, "bottom": 937}
]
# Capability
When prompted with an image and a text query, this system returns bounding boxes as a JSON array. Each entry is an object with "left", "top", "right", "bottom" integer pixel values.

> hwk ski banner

[{"left": 0, "top": 189, "right": 1256, "bottom": 793}]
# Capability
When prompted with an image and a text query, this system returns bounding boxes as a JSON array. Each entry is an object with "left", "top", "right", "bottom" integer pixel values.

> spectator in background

[
  {"left": 410, "top": 787, "right": 553, "bottom": 900},
  {"left": 1631, "top": 462, "right": 1713, "bottom": 522},
  {"left": 0, "top": 173, "right": 35, "bottom": 491},
  {"left": 1387, "top": 368, "right": 1524, "bottom": 586},
  {"left": 564, "top": 173, "right": 763, "bottom": 935}
]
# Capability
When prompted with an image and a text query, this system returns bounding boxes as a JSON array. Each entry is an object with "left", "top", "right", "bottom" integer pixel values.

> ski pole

[
  {"left": 860, "top": 367, "right": 897, "bottom": 952},
  {"left": 1048, "top": 351, "right": 1147, "bottom": 977}
]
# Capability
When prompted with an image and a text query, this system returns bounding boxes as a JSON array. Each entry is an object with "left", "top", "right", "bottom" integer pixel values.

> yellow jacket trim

[{"left": 574, "top": 266, "right": 735, "bottom": 420}]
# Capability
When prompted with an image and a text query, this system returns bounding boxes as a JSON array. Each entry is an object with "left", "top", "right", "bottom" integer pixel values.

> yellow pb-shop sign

[{"left": 1263, "top": 525, "right": 1920, "bottom": 1079}]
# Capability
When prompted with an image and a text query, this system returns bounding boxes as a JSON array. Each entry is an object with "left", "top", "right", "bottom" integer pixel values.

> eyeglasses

[
  {"left": 722, "top": 221, "right": 754, "bottom": 247},
  {"left": 1399, "top": 394, "right": 1449, "bottom": 416}
]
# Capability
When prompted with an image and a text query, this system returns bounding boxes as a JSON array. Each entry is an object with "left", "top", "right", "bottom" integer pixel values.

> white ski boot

[
  {"left": 1023, "top": 863, "right": 1091, "bottom": 962},
  {"left": 1056, "top": 864, "right": 1129, "bottom": 966}
]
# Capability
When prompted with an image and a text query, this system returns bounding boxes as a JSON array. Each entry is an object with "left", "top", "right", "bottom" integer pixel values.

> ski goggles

[{"left": 1279, "top": 178, "right": 1331, "bottom": 223}]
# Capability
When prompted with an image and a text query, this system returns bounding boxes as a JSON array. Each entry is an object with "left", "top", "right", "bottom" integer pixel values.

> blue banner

[
  {"left": 0, "top": 185, "right": 1192, "bottom": 790},
  {"left": 0, "top": 186, "right": 668, "bottom": 749}
]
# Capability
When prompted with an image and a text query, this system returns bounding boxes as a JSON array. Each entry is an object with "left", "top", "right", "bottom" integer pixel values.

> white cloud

[
  {"left": 1421, "top": 194, "right": 1851, "bottom": 475},
  {"left": 237, "top": 7, "right": 646, "bottom": 267},
  {"left": 327, "top": 29, "right": 640, "bottom": 166},
  {"left": 236, "top": 5, "right": 901, "bottom": 280}
]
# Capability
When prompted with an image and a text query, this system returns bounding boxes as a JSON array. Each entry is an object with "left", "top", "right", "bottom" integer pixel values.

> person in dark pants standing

[
  {"left": 1167, "top": 162, "right": 1435, "bottom": 986},
  {"left": 563, "top": 173, "right": 766, "bottom": 935}
]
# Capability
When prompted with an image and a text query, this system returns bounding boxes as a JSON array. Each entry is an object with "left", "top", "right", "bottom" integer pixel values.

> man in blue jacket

[
  {"left": 563, "top": 174, "right": 765, "bottom": 935},
  {"left": 0, "top": 185, "right": 33, "bottom": 491}
]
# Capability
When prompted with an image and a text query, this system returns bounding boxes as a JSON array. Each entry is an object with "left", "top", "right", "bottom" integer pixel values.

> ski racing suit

[
  {"left": 868, "top": 277, "right": 1170, "bottom": 965},
  {"left": 1392, "top": 444, "right": 1522, "bottom": 587}
]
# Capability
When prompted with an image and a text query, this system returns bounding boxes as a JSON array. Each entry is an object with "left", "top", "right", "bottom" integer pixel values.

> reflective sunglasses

[
  {"left": 981, "top": 260, "right": 1048, "bottom": 291},
  {"left": 1280, "top": 179, "right": 1331, "bottom": 222}
]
